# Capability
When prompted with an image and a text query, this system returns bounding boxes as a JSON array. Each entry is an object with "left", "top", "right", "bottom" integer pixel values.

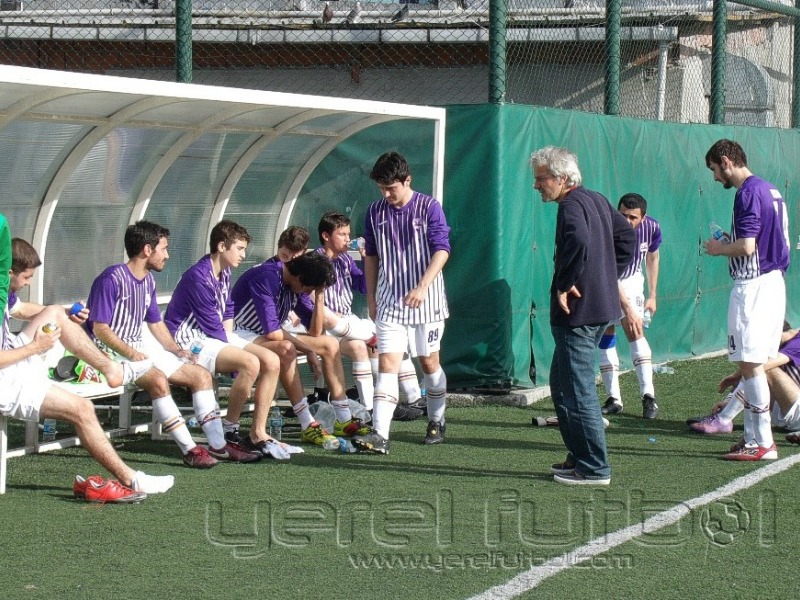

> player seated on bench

[
  {"left": 84, "top": 220, "right": 260, "bottom": 470},
  {"left": 164, "top": 220, "right": 301, "bottom": 460},
  {"left": 1, "top": 237, "right": 172, "bottom": 502},
  {"left": 231, "top": 247, "right": 373, "bottom": 446}
]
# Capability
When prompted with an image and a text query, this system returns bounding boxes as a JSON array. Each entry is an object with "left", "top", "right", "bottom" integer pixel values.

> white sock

[
  {"left": 399, "top": 358, "right": 421, "bottom": 402},
  {"left": 352, "top": 361, "right": 375, "bottom": 410},
  {"left": 194, "top": 389, "right": 226, "bottom": 450},
  {"left": 331, "top": 397, "right": 352, "bottom": 422},
  {"left": 373, "top": 372, "right": 399, "bottom": 439},
  {"left": 631, "top": 338, "right": 654, "bottom": 397},
  {"left": 718, "top": 383, "right": 745, "bottom": 422},
  {"left": 744, "top": 374, "right": 773, "bottom": 447},
  {"left": 292, "top": 398, "right": 315, "bottom": 430},
  {"left": 370, "top": 358, "right": 379, "bottom": 378},
  {"left": 423, "top": 368, "right": 447, "bottom": 423},
  {"left": 131, "top": 471, "right": 175, "bottom": 494},
  {"left": 599, "top": 345, "right": 621, "bottom": 401},
  {"left": 221, "top": 418, "right": 239, "bottom": 433},
  {"left": 152, "top": 395, "right": 195, "bottom": 454}
]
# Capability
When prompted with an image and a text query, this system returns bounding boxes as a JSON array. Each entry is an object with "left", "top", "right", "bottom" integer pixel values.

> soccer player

[
  {"left": 85, "top": 220, "right": 260, "bottom": 468},
  {"left": 691, "top": 321, "right": 800, "bottom": 438},
  {"left": 352, "top": 152, "right": 451, "bottom": 454},
  {"left": 316, "top": 211, "right": 424, "bottom": 418},
  {"left": 703, "top": 139, "right": 790, "bottom": 461},
  {"left": 2, "top": 235, "right": 173, "bottom": 500},
  {"left": 231, "top": 251, "right": 370, "bottom": 445},
  {"left": 599, "top": 193, "right": 662, "bottom": 419},
  {"left": 164, "top": 220, "right": 294, "bottom": 460}
]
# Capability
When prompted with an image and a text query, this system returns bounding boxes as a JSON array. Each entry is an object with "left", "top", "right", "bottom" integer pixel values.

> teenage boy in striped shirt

[
  {"left": 599, "top": 193, "right": 662, "bottom": 420},
  {"left": 85, "top": 220, "right": 260, "bottom": 469},
  {"left": 353, "top": 152, "right": 451, "bottom": 454}
]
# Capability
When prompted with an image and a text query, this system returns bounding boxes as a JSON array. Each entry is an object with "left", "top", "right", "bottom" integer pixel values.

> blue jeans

[{"left": 549, "top": 323, "right": 611, "bottom": 480}]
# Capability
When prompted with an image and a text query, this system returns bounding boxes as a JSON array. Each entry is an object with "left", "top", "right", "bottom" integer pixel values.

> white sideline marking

[{"left": 469, "top": 452, "right": 800, "bottom": 600}]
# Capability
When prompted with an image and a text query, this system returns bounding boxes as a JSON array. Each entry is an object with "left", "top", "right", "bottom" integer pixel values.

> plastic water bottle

[
  {"left": 187, "top": 416, "right": 198, "bottom": 428},
  {"left": 642, "top": 309, "right": 652, "bottom": 329},
  {"left": 268, "top": 406, "right": 284, "bottom": 441},
  {"left": 653, "top": 364, "right": 675, "bottom": 375},
  {"left": 348, "top": 237, "right": 365, "bottom": 251},
  {"left": 322, "top": 437, "right": 340, "bottom": 451},
  {"left": 337, "top": 437, "right": 358, "bottom": 453},
  {"left": 182, "top": 339, "right": 204, "bottom": 364},
  {"left": 42, "top": 418, "right": 57, "bottom": 442},
  {"left": 709, "top": 222, "right": 731, "bottom": 244}
]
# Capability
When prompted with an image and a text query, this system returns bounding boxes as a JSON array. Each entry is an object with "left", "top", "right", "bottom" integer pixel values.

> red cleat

[
  {"left": 73, "top": 475, "right": 147, "bottom": 504},
  {"left": 182, "top": 446, "right": 219, "bottom": 469}
]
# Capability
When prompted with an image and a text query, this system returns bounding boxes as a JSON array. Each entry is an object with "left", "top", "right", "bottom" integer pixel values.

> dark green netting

[{"left": 302, "top": 104, "right": 800, "bottom": 390}]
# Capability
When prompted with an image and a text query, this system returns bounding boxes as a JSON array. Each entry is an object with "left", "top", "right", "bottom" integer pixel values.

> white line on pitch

[{"left": 468, "top": 452, "right": 800, "bottom": 600}]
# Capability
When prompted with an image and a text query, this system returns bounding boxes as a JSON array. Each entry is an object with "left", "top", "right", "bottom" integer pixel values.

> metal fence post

[
  {"left": 605, "top": 0, "right": 621, "bottom": 115},
  {"left": 710, "top": 0, "right": 727, "bottom": 124},
  {"left": 489, "top": 0, "right": 507, "bottom": 104},
  {"left": 176, "top": 0, "right": 193, "bottom": 83}
]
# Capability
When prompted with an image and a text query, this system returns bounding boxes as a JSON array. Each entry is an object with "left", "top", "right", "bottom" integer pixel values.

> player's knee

[
  {"left": 71, "top": 396, "right": 96, "bottom": 424},
  {"left": 238, "top": 353, "right": 260, "bottom": 379}
]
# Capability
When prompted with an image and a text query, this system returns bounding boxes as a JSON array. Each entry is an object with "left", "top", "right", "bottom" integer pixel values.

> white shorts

[
  {"left": 177, "top": 334, "right": 249, "bottom": 374},
  {"left": 616, "top": 273, "right": 645, "bottom": 323},
  {"left": 376, "top": 320, "right": 444, "bottom": 358},
  {"left": 728, "top": 270, "right": 785, "bottom": 363},
  {"left": 134, "top": 337, "right": 184, "bottom": 379},
  {"left": 0, "top": 333, "right": 50, "bottom": 421},
  {"left": 775, "top": 397, "right": 800, "bottom": 431},
  {"left": 232, "top": 328, "right": 261, "bottom": 344}
]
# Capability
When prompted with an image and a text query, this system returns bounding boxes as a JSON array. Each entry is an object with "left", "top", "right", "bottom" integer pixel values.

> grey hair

[{"left": 529, "top": 146, "right": 582, "bottom": 187}]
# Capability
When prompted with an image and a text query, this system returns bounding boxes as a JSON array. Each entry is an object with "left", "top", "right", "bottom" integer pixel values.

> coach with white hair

[{"left": 530, "top": 146, "right": 637, "bottom": 486}]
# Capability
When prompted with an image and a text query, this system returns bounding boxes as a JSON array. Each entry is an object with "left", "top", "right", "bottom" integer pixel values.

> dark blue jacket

[{"left": 550, "top": 186, "right": 636, "bottom": 327}]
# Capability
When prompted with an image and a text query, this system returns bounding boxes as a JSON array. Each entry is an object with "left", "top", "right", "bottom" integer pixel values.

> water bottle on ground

[
  {"left": 268, "top": 406, "right": 284, "bottom": 441},
  {"left": 42, "top": 418, "right": 57, "bottom": 442},
  {"left": 709, "top": 222, "right": 731, "bottom": 244},
  {"left": 337, "top": 437, "right": 358, "bottom": 453},
  {"left": 322, "top": 437, "right": 340, "bottom": 451},
  {"left": 642, "top": 309, "right": 652, "bottom": 329},
  {"left": 653, "top": 364, "right": 675, "bottom": 375}
]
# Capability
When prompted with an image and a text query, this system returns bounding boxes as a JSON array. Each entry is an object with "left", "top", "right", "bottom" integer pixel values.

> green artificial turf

[{"left": 1, "top": 355, "right": 797, "bottom": 599}]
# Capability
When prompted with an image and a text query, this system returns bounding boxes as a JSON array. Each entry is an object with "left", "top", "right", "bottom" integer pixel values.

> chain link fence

[{"left": 0, "top": 0, "right": 795, "bottom": 126}]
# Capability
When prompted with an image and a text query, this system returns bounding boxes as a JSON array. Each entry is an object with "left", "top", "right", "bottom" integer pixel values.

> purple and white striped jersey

[
  {"left": 1, "top": 291, "right": 20, "bottom": 350},
  {"left": 620, "top": 215, "right": 662, "bottom": 280},
  {"left": 728, "top": 175, "right": 790, "bottom": 281},
  {"left": 316, "top": 247, "right": 366, "bottom": 317},
  {"left": 779, "top": 331, "right": 800, "bottom": 387},
  {"left": 364, "top": 191, "right": 450, "bottom": 325},
  {"left": 231, "top": 260, "right": 314, "bottom": 335},
  {"left": 164, "top": 255, "right": 233, "bottom": 346},
  {"left": 84, "top": 264, "right": 162, "bottom": 347}
]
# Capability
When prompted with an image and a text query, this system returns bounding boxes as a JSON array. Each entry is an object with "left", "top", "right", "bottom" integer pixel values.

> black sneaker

[
  {"left": 407, "top": 398, "right": 428, "bottom": 415},
  {"left": 224, "top": 428, "right": 244, "bottom": 445},
  {"left": 394, "top": 403, "right": 424, "bottom": 421},
  {"left": 601, "top": 397, "right": 623, "bottom": 415},
  {"left": 352, "top": 431, "right": 390, "bottom": 454},
  {"left": 423, "top": 420, "right": 446, "bottom": 445},
  {"left": 642, "top": 394, "right": 659, "bottom": 419},
  {"left": 550, "top": 458, "right": 575, "bottom": 475}
]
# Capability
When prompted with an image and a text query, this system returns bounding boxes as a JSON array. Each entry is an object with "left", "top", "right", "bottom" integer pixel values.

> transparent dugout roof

[{"left": 0, "top": 65, "right": 445, "bottom": 304}]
